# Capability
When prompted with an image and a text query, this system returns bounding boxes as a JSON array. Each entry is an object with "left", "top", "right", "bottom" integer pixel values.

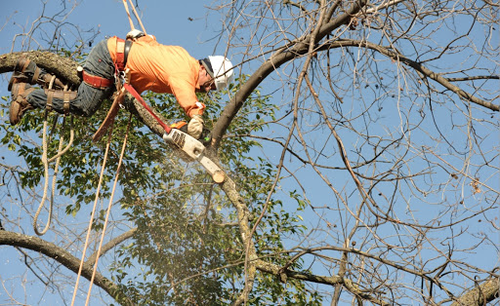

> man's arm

[
  {"left": 168, "top": 77, "right": 205, "bottom": 117},
  {"left": 169, "top": 78, "right": 206, "bottom": 139}
]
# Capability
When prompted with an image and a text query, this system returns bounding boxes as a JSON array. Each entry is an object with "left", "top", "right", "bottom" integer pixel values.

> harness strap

[
  {"left": 63, "top": 91, "right": 71, "bottom": 114},
  {"left": 116, "top": 40, "right": 125, "bottom": 71},
  {"left": 43, "top": 88, "right": 77, "bottom": 113},
  {"left": 82, "top": 70, "right": 113, "bottom": 89},
  {"left": 115, "top": 38, "right": 133, "bottom": 72},
  {"left": 32, "top": 67, "right": 41, "bottom": 84},
  {"left": 18, "top": 58, "right": 30, "bottom": 73},
  {"left": 80, "top": 38, "right": 132, "bottom": 90},
  {"left": 92, "top": 89, "right": 126, "bottom": 142},
  {"left": 92, "top": 69, "right": 130, "bottom": 142},
  {"left": 123, "top": 83, "right": 171, "bottom": 133}
]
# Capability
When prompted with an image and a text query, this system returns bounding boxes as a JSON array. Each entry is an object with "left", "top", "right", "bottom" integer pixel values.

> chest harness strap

[{"left": 81, "top": 38, "right": 132, "bottom": 89}]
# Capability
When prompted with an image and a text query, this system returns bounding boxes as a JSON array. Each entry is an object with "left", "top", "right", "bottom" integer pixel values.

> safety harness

[
  {"left": 84, "top": 37, "right": 179, "bottom": 141},
  {"left": 81, "top": 38, "right": 131, "bottom": 90}
]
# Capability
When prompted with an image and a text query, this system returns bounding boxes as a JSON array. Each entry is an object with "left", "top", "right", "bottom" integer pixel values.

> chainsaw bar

[{"left": 163, "top": 129, "right": 225, "bottom": 183}]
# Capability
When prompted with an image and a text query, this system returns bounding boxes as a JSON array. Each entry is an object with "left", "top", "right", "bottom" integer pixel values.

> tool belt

[{"left": 81, "top": 38, "right": 133, "bottom": 89}]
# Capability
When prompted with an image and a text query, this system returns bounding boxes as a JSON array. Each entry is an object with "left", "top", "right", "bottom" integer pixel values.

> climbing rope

[
  {"left": 33, "top": 78, "right": 75, "bottom": 236},
  {"left": 122, "top": 0, "right": 135, "bottom": 32},
  {"left": 32, "top": 116, "right": 53, "bottom": 236},
  {"left": 48, "top": 117, "right": 74, "bottom": 163},
  {"left": 70, "top": 118, "right": 115, "bottom": 306},
  {"left": 70, "top": 82, "right": 130, "bottom": 306},
  {"left": 86, "top": 114, "right": 133, "bottom": 306},
  {"left": 123, "top": 0, "right": 147, "bottom": 34}
]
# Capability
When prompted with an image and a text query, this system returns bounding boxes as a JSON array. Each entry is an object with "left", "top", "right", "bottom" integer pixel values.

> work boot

[
  {"left": 9, "top": 82, "right": 35, "bottom": 125},
  {"left": 8, "top": 57, "right": 65, "bottom": 91}
]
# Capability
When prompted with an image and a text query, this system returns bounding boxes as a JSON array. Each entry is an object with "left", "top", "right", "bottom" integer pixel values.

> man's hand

[{"left": 187, "top": 115, "right": 204, "bottom": 139}]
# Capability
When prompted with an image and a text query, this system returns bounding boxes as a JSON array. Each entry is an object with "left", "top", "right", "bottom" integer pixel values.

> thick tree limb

[
  {"left": 451, "top": 277, "right": 500, "bottom": 306},
  {"left": 0, "top": 51, "right": 81, "bottom": 86},
  {"left": 0, "top": 230, "right": 134, "bottom": 305},
  {"left": 219, "top": 176, "right": 259, "bottom": 306}
]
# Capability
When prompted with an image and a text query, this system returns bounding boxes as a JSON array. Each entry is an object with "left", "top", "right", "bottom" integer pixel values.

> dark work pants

[{"left": 27, "top": 39, "right": 115, "bottom": 116}]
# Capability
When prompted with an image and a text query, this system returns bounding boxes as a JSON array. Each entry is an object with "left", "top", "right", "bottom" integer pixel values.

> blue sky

[
  {"left": 0, "top": 1, "right": 498, "bottom": 305},
  {"left": 0, "top": 0, "right": 225, "bottom": 58}
]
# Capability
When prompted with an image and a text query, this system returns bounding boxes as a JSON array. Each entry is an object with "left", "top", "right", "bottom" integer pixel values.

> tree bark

[
  {"left": 451, "top": 277, "right": 499, "bottom": 306},
  {"left": 0, "top": 51, "right": 81, "bottom": 86}
]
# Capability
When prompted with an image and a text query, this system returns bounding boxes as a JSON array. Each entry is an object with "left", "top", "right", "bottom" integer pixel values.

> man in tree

[{"left": 8, "top": 30, "right": 234, "bottom": 139}]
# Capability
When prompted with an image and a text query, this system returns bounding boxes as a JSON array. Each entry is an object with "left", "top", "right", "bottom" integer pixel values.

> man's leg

[
  {"left": 8, "top": 39, "right": 116, "bottom": 124},
  {"left": 9, "top": 82, "right": 112, "bottom": 124},
  {"left": 26, "top": 82, "right": 113, "bottom": 117},
  {"left": 8, "top": 57, "right": 66, "bottom": 91}
]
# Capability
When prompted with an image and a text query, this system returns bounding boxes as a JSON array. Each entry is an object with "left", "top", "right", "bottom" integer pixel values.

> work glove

[
  {"left": 187, "top": 114, "right": 204, "bottom": 139},
  {"left": 126, "top": 29, "right": 145, "bottom": 40}
]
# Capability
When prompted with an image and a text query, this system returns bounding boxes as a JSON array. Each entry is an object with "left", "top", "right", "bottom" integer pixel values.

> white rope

[
  {"left": 70, "top": 123, "right": 115, "bottom": 306},
  {"left": 85, "top": 114, "right": 133, "bottom": 305},
  {"left": 33, "top": 82, "right": 74, "bottom": 236},
  {"left": 72, "top": 1, "right": 147, "bottom": 302}
]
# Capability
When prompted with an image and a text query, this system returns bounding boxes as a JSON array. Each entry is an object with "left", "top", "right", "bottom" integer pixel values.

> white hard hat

[{"left": 200, "top": 56, "right": 234, "bottom": 91}]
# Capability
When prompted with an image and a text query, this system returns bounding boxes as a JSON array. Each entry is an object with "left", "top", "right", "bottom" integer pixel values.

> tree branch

[
  {"left": 87, "top": 227, "right": 137, "bottom": 266},
  {"left": 317, "top": 39, "right": 500, "bottom": 111},
  {"left": 0, "top": 230, "right": 134, "bottom": 305},
  {"left": 0, "top": 51, "right": 81, "bottom": 86},
  {"left": 211, "top": 0, "right": 368, "bottom": 148},
  {"left": 451, "top": 276, "right": 500, "bottom": 306},
  {"left": 255, "top": 259, "right": 390, "bottom": 305}
]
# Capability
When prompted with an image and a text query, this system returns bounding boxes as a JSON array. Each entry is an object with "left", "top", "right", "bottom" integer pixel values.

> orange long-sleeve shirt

[{"left": 107, "top": 36, "right": 203, "bottom": 117}]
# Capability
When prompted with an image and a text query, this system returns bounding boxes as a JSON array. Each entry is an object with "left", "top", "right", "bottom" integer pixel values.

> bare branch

[{"left": 0, "top": 230, "right": 134, "bottom": 305}]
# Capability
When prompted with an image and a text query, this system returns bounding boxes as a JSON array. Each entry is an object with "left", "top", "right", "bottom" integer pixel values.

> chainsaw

[{"left": 164, "top": 121, "right": 225, "bottom": 184}]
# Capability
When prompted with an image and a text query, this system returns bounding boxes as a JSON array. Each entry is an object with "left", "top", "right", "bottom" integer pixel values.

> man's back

[{"left": 107, "top": 35, "right": 201, "bottom": 116}]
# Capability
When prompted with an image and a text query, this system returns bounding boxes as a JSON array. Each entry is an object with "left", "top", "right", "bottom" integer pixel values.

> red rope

[{"left": 123, "top": 83, "right": 171, "bottom": 133}]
